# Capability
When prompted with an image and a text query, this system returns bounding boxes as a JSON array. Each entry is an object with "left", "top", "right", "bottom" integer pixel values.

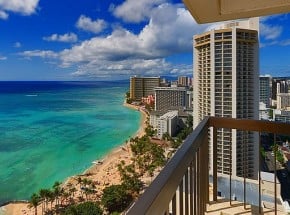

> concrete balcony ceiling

[{"left": 182, "top": 0, "right": 290, "bottom": 23}]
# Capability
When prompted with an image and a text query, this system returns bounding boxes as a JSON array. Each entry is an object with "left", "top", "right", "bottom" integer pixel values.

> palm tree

[
  {"left": 38, "top": 188, "right": 48, "bottom": 215},
  {"left": 53, "top": 181, "right": 62, "bottom": 206},
  {"left": 47, "top": 190, "right": 55, "bottom": 210},
  {"left": 28, "top": 193, "right": 40, "bottom": 215},
  {"left": 61, "top": 191, "right": 70, "bottom": 206}
]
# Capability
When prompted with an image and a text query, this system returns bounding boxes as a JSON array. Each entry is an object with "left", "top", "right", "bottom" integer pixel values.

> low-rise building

[
  {"left": 149, "top": 110, "right": 166, "bottom": 129},
  {"left": 156, "top": 111, "right": 179, "bottom": 139},
  {"left": 273, "top": 110, "right": 290, "bottom": 123},
  {"left": 277, "top": 93, "right": 290, "bottom": 110},
  {"left": 259, "top": 102, "right": 270, "bottom": 120}
]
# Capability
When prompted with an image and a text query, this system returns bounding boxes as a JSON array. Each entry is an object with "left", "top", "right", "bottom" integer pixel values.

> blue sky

[{"left": 0, "top": 0, "right": 289, "bottom": 80}]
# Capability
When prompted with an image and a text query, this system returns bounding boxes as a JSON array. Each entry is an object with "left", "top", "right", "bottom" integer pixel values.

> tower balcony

[{"left": 126, "top": 117, "right": 290, "bottom": 215}]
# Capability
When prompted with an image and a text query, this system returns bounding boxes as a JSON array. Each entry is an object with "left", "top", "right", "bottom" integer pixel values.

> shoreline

[{"left": 1, "top": 102, "right": 148, "bottom": 215}]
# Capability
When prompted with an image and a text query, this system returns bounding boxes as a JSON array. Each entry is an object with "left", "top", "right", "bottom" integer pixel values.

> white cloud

[
  {"left": 71, "top": 58, "right": 192, "bottom": 78},
  {"left": 43, "top": 33, "right": 78, "bottom": 43},
  {"left": 19, "top": 50, "right": 58, "bottom": 59},
  {"left": 260, "top": 22, "right": 282, "bottom": 40},
  {"left": 14, "top": 42, "right": 21, "bottom": 48},
  {"left": 0, "top": 10, "right": 8, "bottom": 19},
  {"left": 0, "top": 0, "right": 39, "bottom": 16},
  {"left": 71, "top": 59, "right": 169, "bottom": 77},
  {"left": 112, "top": 0, "right": 166, "bottom": 23},
  {"left": 21, "top": 3, "right": 207, "bottom": 78},
  {"left": 261, "top": 39, "right": 290, "bottom": 47},
  {"left": 61, "top": 4, "right": 208, "bottom": 66},
  {"left": 76, "top": 15, "right": 107, "bottom": 34},
  {"left": 280, "top": 39, "right": 290, "bottom": 46}
]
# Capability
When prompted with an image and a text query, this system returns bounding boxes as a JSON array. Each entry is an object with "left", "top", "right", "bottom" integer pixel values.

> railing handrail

[
  {"left": 126, "top": 117, "right": 290, "bottom": 214},
  {"left": 126, "top": 117, "right": 210, "bottom": 215},
  {"left": 209, "top": 117, "right": 290, "bottom": 135}
]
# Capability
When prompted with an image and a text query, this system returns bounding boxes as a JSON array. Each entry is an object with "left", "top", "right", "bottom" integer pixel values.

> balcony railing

[{"left": 126, "top": 117, "right": 290, "bottom": 215}]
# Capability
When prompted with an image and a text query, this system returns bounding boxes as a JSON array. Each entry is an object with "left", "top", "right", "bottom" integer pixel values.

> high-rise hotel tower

[{"left": 193, "top": 18, "right": 259, "bottom": 179}]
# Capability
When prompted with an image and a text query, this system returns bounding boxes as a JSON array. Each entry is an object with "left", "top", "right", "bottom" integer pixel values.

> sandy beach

[{"left": 1, "top": 103, "right": 148, "bottom": 215}]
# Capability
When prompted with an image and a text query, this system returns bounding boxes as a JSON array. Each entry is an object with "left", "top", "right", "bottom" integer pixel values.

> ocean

[{"left": 0, "top": 81, "right": 140, "bottom": 204}]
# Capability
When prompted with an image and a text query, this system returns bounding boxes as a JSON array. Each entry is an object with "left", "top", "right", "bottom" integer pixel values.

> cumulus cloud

[
  {"left": 43, "top": 33, "right": 78, "bottom": 43},
  {"left": 112, "top": 0, "right": 166, "bottom": 23},
  {"left": 0, "top": 10, "right": 8, "bottom": 19},
  {"left": 0, "top": 0, "right": 39, "bottom": 16},
  {"left": 21, "top": 3, "right": 207, "bottom": 78},
  {"left": 76, "top": 15, "right": 107, "bottom": 34},
  {"left": 71, "top": 59, "right": 170, "bottom": 77},
  {"left": 19, "top": 50, "right": 58, "bottom": 59},
  {"left": 260, "top": 22, "right": 282, "bottom": 40},
  {"left": 61, "top": 4, "right": 208, "bottom": 66}
]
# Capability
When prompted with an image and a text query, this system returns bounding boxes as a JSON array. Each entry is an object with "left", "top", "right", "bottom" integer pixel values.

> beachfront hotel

[
  {"left": 154, "top": 87, "right": 192, "bottom": 111},
  {"left": 193, "top": 18, "right": 260, "bottom": 179},
  {"left": 129, "top": 76, "right": 160, "bottom": 101}
]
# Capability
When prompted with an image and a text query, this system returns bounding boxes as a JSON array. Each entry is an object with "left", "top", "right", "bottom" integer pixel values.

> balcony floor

[{"left": 206, "top": 199, "right": 286, "bottom": 215}]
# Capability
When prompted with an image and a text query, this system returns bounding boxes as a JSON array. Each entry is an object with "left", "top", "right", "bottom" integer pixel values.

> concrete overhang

[{"left": 183, "top": 0, "right": 290, "bottom": 23}]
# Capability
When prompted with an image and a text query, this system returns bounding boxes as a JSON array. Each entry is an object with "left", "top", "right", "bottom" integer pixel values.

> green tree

[
  {"left": 46, "top": 189, "right": 55, "bottom": 210},
  {"left": 117, "top": 163, "right": 143, "bottom": 195},
  {"left": 61, "top": 201, "right": 103, "bottom": 215},
  {"left": 144, "top": 125, "right": 156, "bottom": 137},
  {"left": 260, "top": 147, "right": 266, "bottom": 159},
  {"left": 186, "top": 115, "right": 193, "bottom": 127},
  {"left": 28, "top": 193, "right": 41, "bottom": 215},
  {"left": 101, "top": 184, "right": 133, "bottom": 213},
  {"left": 39, "top": 188, "right": 51, "bottom": 214},
  {"left": 130, "top": 135, "right": 165, "bottom": 177},
  {"left": 125, "top": 91, "right": 130, "bottom": 99},
  {"left": 53, "top": 181, "right": 63, "bottom": 207}
]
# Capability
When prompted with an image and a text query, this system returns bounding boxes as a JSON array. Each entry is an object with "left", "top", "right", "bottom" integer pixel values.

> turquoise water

[{"left": 0, "top": 81, "right": 140, "bottom": 203}]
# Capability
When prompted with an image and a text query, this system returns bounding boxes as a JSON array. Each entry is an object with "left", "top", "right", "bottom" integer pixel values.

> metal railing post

[
  {"left": 185, "top": 169, "right": 189, "bottom": 215},
  {"left": 259, "top": 132, "right": 261, "bottom": 214},
  {"left": 190, "top": 162, "right": 194, "bottom": 215},
  {"left": 274, "top": 134, "right": 277, "bottom": 215},
  {"left": 213, "top": 127, "right": 218, "bottom": 202}
]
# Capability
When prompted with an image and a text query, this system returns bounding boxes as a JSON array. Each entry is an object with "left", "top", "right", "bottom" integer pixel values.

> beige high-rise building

[
  {"left": 130, "top": 76, "right": 160, "bottom": 101},
  {"left": 193, "top": 18, "right": 259, "bottom": 179}
]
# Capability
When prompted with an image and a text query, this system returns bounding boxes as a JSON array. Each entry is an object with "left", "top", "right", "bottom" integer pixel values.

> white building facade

[
  {"left": 193, "top": 18, "right": 259, "bottom": 179},
  {"left": 156, "top": 111, "right": 179, "bottom": 139}
]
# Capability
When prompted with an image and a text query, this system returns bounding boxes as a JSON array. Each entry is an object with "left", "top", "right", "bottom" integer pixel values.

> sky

[{"left": 0, "top": 0, "right": 289, "bottom": 81}]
